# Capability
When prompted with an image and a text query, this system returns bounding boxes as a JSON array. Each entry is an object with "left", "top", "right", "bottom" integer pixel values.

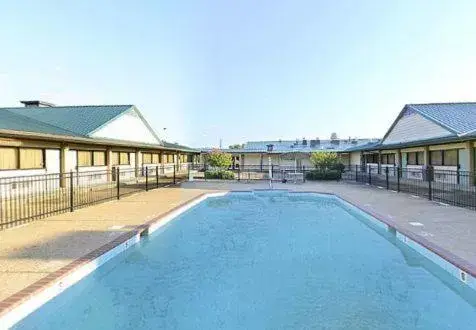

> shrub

[
  {"left": 310, "top": 152, "right": 339, "bottom": 169},
  {"left": 205, "top": 150, "right": 232, "bottom": 169},
  {"left": 204, "top": 170, "right": 235, "bottom": 180},
  {"left": 305, "top": 169, "right": 342, "bottom": 181}
]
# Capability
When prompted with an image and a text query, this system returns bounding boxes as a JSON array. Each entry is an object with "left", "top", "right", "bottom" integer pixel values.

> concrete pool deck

[
  {"left": 1, "top": 180, "right": 476, "bottom": 323},
  {"left": 0, "top": 187, "right": 213, "bottom": 307}
]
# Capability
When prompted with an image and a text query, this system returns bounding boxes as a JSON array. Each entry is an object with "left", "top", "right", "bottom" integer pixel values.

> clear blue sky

[{"left": 1, "top": 1, "right": 476, "bottom": 147}]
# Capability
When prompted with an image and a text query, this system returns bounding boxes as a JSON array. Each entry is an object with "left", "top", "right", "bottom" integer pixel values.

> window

[
  {"left": 430, "top": 149, "right": 458, "bottom": 166},
  {"left": 430, "top": 151, "right": 443, "bottom": 166},
  {"left": 120, "top": 152, "right": 129, "bottom": 165},
  {"left": 365, "top": 153, "right": 378, "bottom": 164},
  {"left": 167, "top": 154, "right": 174, "bottom": 163},
  {"left": 77, "top": 151, "right": 92, "bottom": 167},
  {"left": 93, "top": 151, "right": 106, "bottom": 166},
  {"left": 407, "top": 151, "right": 424, "bottom": 165},
  {"left": 0, "top": 147, "right": 18, "bottom": 170},
  {"left": 143, "top": 153, "right": 152, "bottom": 164},
  {"left": 152, "top": 154, "right": 159, "bottom": 164},
  {"left": 381, "top": 153, "right": 395, "bottom": 165},
  {"left": 443, "top": 149, "right": 458, "bottom": 166},
  {"left": 111, "top": 152, "right": 119, "bottom": 166},
  {"left": 19, "top": 148, "right": 44, "bottom": 169},
  {"left": 187, "top": 154, "right": 193, "bottom": 162}
]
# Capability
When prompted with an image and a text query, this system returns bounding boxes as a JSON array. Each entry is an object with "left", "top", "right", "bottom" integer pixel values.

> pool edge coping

[{"left": 0, "top": 191, "right": 228, "bottom": 328}]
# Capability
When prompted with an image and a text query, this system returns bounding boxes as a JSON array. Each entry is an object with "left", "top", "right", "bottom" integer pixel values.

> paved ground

[
  {"left": 182, "top": 180, "right": 476, "bottom": 270},
  {"left": 0, "top": 186, "right": 211, "bottom": 302},
  {"left": 2, "top": 179, "right": 476, "bottom": 304}
]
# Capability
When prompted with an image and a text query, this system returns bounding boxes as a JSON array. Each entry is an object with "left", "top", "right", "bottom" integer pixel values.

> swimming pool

[{"left": 13, "top": 191, "right": 476, "bottom": 329}]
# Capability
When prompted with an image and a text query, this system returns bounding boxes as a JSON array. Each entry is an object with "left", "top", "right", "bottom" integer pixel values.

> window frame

[
  {"left": 93, "top": 151, "right": 106, "bottom": 166},
  {"left": 443, "top": 149, "right": 458, "bottom": 166},
  {"left": 19, "top": 148, "right": 45, "bottom": 170},
  {"left": 380, "top": 153, "right": 395, "bottom": 165},
  {"left": 407, "top": 151, "right": 424, "bottom": 165},
  {"left": 0, "top": 147, "right": 19, "bottom": 170},
  {"left": 142, "top": 153, "right": 152, "bottom": 164},
  {"left": 429, "top": 149, "right": 458, "bottom": 167},
  {"left": 0, "top": 147, "right": 46, "bottom": 171},
  {"left": 430, "top": 150, "right": 443, "bottom": 166},
  {"left": 77, "top": 150, "right": 93, "bottom": 167},
  {"left": 119, "top": 152, "right": 130, "bottom": 165}
]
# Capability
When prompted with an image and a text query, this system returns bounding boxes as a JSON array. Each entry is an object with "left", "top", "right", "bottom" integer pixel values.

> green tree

[
  {"left": 310, "top": 152, "right": 339, "bottom": 169},
  {"left": 205, "top": 149, "right": 232, "bottom": 169},
  {"left": 228, "top": 144, "right": 244, "bottom": 149}
]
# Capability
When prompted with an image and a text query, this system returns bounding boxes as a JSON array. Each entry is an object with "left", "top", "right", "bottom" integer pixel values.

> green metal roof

[
  {"left": 0, "top": 104, "right": 197, "bottom": 153},
  {"left": 0, "top": 110, "right": 81, "bottom": 136},
  {"left": 163, "top": 141, "right": 198, "bottom": 152},
  {"left": 1, "top": 105, "right": 133, "bottom": 136}
]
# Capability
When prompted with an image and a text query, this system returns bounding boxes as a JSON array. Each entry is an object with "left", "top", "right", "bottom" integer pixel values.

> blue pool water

[{"left": 14, "top": 191, "right": 476, "bottom": 329}]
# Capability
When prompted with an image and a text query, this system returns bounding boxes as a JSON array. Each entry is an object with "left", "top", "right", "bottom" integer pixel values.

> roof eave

[{"left": 0, "top": 129, "right": 198, "bottom": 153}]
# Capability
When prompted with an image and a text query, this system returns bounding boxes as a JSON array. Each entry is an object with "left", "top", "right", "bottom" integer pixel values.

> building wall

[
  {"left": 382, "top": 111, "right": 452, "bottom": 145},
  {"left": 90, "top": 109, "right": 159, "bottom": 144}
]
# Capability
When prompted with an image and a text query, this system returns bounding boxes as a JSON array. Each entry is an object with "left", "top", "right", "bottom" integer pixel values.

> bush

[
  {"left": 204, "top": 170, "right": 235, "bottom": 180},
  {"left": 205, "top": 150, "right": 232, "bottom": 169},
  {"left": 305, "top": 169, "right": 342, "bottom": 181},
  {"left": 310, "top": 152, "right": 339, "bottom": 168}
]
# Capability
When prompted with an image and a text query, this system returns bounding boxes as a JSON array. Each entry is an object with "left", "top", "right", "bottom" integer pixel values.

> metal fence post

[
  {"left": 303, "top": 166, "right": 306, "bottom": 182},
  {"left": 116, "top": 167, "right": 120, "bottom": 200},
  {"left": 397, "top": 167, "right": 401, "bottom": 192},
  {"left": 156, "top": 166, "right": 159, "bottom": 188},
  {"left": 428, "top": 166, "right": 433, "bottom": 200},
  {"left": 457, "top": 165, "right": 461, "bottom": 185},
  {"left": 385, "top": 166, "right": 389, "bottom": 190},
  {"left": 355, "top": 164, "right": 358, "bottom": 182},
  {"left": 238, "top": 166, "right": 241, "bottom": 181},
  {"left": 69, "top": 171, "right": 74, "bottom": 212},
  {"left": 173, "top": 165, "right": 176, "bottom": 184},
  {"left": 368, "top": 166, "right": 371, "bottom": 185},
  {"left": 145, "top": 166, "right": 149, "bottom": 191}
]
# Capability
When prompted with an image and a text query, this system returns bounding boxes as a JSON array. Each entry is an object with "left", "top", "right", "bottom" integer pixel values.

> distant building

[
  {"left": 201, "top": 138, "right": 378, "bottom": 169},
  {"left": 201, "top": 102, "right": 476, "bottom": 180}
]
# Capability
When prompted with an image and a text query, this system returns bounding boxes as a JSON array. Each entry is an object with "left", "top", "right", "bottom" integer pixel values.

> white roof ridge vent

[{"left": 20, "top": 100, "right": 56, "bottom": 107}]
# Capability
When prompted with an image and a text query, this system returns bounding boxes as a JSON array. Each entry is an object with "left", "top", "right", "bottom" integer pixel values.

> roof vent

[
  {"left": 20, "top": 100, "right": 56, "bottom": 107},
  {"left": 310, "top": 139, "right": 320, "bottom": 147}
]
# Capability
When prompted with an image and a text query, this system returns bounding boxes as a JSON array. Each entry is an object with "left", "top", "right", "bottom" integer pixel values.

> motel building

[
  {"left": 202, "top": 138, "right": 378, "bottom": 170},
  {"left": 201, "top": 102, "right": 476, "bottom": 186},
  {"left": 342, "top": 103, "right": 476, "bottom": 183},
  {"left": 0, "top": 100, "right": 199, "bottom": 194}
]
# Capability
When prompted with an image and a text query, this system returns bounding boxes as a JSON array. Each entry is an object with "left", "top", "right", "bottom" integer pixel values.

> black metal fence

[
  {"left": 190, "top": 164, "right": 476, "bottom": 210},
  {"left": 0, "top": 164, "right": 190, "bottom": 230},
  {"left": 341, "top": 165, "right": 476, "bottom": 210},
  {"left": 2, "top": 163, "right": 475, "bottom": 230},
  {"left": 190, "top": 164, "right": 309, "bottom": 182}
]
